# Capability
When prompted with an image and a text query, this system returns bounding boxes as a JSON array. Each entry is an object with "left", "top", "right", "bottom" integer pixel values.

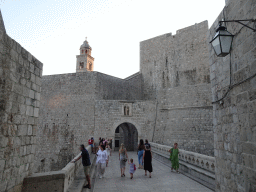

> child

[
  {"left": 169, "top": 142, "right": 179, "bottom": 173},
  {"left": 129, "top": 158, "right": 136, "bottom": 179}
]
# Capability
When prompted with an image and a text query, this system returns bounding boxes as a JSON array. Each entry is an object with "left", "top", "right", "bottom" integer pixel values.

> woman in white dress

[{"left": 96, "top": 145, "right": 108, "bottom": 178}]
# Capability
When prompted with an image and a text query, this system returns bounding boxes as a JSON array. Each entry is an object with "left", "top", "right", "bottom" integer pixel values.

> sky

[{"left": 1, "top": 0, "right": 225, "bottom": 79}]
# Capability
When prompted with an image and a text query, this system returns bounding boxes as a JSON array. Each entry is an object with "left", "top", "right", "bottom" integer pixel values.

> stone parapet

[
  {"left": 22, "top": 145, "right": 92, "bottom": 192},
  {"left": 150, "top": 142, "right": 215, "bottom": 190}
]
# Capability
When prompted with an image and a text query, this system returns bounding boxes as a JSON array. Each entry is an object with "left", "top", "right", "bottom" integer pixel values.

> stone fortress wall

[
  {"left": 208, "top": 0, "right": 256, "bottom": 191},
  {"left": 140, "top": 21, "right": 214, "bottom": 156},
  {"left": 1, "top": 0, "right": 255, "bottom": 190},
  {"left": 34, "top": 20, "right": 214, "bottom": 175},
  {"left": 33, "top": 71, "right": 144, "bottom": 173},
  {"left": 0, "top": 10, "right": 44, "bottom": 192}
]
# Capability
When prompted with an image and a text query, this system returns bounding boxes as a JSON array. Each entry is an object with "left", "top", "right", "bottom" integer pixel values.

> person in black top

[
  {"left": 145, "top": 139, "right": 151, "bottom": 151},
  {"left": 72, "top": 145, "right": 91, "bottom": 189},
  {"left": 143, "top": 145, "right": 153, "bottom": 178}
]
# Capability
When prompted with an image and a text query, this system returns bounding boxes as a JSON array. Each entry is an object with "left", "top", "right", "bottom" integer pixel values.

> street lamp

[
  {"left": 210, "top": 24, "right": 234, "bottom": 57},
  {"left": 210, "top": 19, "right": 256, "bottom": 57}
]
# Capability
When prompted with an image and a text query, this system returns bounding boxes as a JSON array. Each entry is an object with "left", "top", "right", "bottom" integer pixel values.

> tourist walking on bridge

[
  {"left": 169, "top": 142, "right": 180, "bottom": 173},
  {"left": 119, "top": 143, "right": 129, "bottom": 177},
  {"left": 72, "top": 145, "right": 91, "bottom": 189},
  {"left": 96, "top": 145, "right": 108, "bottom": 178},
  {"left": 143, "top": 145, "right": 153, "bottom": 178},
  {"left": 137, "top": 139, "right": 145, "bottom": 169},
  {"left": 129, "top": 158, "right": 136, "bottom": 179}
]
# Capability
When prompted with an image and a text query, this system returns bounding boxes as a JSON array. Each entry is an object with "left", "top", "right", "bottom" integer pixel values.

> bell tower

[{"left": 76, "top": 38, "right": 94, "bottom": 72}]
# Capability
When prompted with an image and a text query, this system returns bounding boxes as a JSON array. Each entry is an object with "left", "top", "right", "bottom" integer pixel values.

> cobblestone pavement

[{"left": 93, "top": 152, "right": 213, "bottom": 192}]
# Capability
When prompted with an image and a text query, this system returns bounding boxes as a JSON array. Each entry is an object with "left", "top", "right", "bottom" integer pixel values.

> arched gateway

[{"left": 114, "top": 122, "right": 138, "bottom": 151}]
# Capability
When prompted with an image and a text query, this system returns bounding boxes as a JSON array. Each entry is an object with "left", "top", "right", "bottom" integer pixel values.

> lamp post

[{"left": 210, "top": 19, "right": 256, "bottom": 57}]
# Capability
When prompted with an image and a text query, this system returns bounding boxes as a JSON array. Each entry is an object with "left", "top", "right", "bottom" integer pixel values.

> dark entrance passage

[{"left": 114, "top": 123, "right": 138, "bottom": 151}]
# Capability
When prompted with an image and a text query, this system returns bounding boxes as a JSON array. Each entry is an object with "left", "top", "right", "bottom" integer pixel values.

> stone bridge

[{"left": 22, "top": 143, "right": 215, "bottom": 192}]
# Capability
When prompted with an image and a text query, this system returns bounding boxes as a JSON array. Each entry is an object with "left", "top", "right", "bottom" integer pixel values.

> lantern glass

[
  {"left": 220, "top": 30, "right": 233, "bottom": 53},
  {"left": 211, "top": 34, "right": 221, "bottom": 55},
  {"left": 210, "top": 25, "right": 234, "bottom": 57}
]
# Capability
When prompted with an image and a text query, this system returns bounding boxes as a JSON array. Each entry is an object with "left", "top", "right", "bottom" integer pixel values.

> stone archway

[{"left": 114, "top": 122, "right": 138, "bottom": 151}]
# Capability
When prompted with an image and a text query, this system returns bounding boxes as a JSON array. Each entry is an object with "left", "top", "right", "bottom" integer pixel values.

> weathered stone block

[
  {"left": 27, "top": 125, "right": 32, "bottom": 136},
  {"left": 31, "top": 83, "right": 37, "bottom": 91},
  {"left": 29, "top": 63, "right": 34, "bottom": 73},
  {"left": 22, "top": 86, "right": 30, "bottom": 97},
  {"left": 0, "top": 136, "right": 8, "bottom": 148},
  {"left": 35, "top": 76, "right": 41, "bottom": 86},
  {"left": 34, "top": 108, "right": 39, "bottom": 117},
  {"left": 30, "top": 73, "right": 35, "bottom": 83},
  {"left": 18, "top": 125, "right": 27, "bottom": 136},
  {"left": 25, "top": 98, "right": 32, "bottom": 106},
  {"left": 26, "top": 106, "right": 33, "bottom": 117},
  {"left": 29, "top": 90, "right": 35, "bottom": 99},
  {"left": 35, "top": 92, "right": 40, "bottom": 101}
]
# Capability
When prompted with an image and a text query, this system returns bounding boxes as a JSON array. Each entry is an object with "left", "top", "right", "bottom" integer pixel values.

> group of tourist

[
  {"left": 118, "top": 139, "right": 153, "bottom": 179},
  {"left": 119, "top": 139, "right": 180, "bottom": 179},
  {"left": 72, "top": 136, "right": 180, "bottom": 189}
]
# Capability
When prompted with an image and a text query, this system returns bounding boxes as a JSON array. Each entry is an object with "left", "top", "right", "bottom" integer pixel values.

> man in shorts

[{"left": 72, "top": 145, "right": 91, "bottom": 189}]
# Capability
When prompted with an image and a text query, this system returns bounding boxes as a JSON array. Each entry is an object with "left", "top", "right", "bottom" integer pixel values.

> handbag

[{"left": 134, "top": 164, "right": 136, "bottom": 171}]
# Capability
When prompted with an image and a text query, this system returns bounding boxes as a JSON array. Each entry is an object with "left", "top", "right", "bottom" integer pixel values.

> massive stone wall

[
  {"left": 34, "top": 71, "right": 143, "bottom": 173},
  {"left": 140, "top": 21, "right": 214, "bottom": 156},
  {"left": 0, "top": 13, "right": 43, "bottom": 192},
  {"left": 208, "top": 0, "right": 256, "bottom": 191},
  {"left": 34, "top": 72, "right": 97, "bottom": 173}
]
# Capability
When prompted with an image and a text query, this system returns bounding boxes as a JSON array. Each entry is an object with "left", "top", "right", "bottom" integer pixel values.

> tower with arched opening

[{"left": 76, "top": 38, "right": 94, "bottom": 72}]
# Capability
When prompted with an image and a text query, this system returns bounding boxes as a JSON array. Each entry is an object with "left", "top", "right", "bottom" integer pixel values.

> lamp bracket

[{"left": 219, "top": 19, "right": 256, "bottom": 32}]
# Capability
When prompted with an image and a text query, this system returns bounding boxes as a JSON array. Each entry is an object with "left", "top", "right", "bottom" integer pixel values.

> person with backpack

[
  {"left": 72, "top": 145, "right": 91, "bottom": 189},
  {"left": 169, "top": 142, "right": 180, "bottom": 173}
]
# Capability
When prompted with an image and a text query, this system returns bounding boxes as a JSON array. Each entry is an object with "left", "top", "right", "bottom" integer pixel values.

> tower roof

[
  {"left": 80, "top": 39, "right": 91, "bottom": 49},
  {"left": 0, "top": 9, "right": 6, "bottom": 33}
]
